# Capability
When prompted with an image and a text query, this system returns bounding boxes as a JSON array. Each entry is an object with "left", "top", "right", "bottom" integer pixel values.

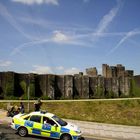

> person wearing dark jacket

[
  {"left": 20, "top": 102, "right": 24, "bottom": 114},
  {"left": 34, "top": 98, "right": 42, "bottom": 111}
]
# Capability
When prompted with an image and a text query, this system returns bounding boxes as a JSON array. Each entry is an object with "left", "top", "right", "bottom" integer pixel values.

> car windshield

[{"left": 52, "top": 116, "right": 67, "bottom": 126}]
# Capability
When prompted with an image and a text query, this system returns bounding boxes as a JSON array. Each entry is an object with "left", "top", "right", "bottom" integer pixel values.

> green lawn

[{"left": 1, "top": 99, "right": 140, "bottom": 126}]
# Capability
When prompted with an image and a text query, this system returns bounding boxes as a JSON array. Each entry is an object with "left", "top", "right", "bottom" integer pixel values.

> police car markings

[
  {"left": 32, "top": 129, "right": 41, "bottom": 135},
  {"left": 61, "top": 127, "right": 70, "bottom": 133},
  {"left": 15, "top": 124, "right": 20, "bottom": 129},
  {"left": 50, "top": 132, "right": 60, "bottom": 138},
  {"left": 42, "top": 124, "right": 51, "bottom": 130},
  {"left": 24, "top": 121, "right": 33, "bottom": 127},
  {"left": 11, "top": 111, "right": 82, "bottom": 140}
]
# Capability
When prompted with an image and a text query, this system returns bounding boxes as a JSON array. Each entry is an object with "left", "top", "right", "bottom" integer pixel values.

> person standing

[
  {"left": 20, "top": 102, "right": 24, "bottom": 114},
  {"left": 34, "top": 98, "right": 42, "bottom": 111}
]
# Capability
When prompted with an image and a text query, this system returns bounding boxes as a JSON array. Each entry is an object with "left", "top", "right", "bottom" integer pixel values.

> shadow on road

[{"left": 0, "top": 124, "right": 86, "bottom": 140}]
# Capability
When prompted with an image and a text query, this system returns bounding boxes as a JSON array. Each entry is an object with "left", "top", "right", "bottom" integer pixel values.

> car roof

[{"left": 29, "top": 111, "right": 55, "bottom": 118}]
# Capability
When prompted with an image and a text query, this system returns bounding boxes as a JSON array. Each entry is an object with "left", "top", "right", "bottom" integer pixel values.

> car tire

[
  {"left": 60, "top": 134, "right": 72, "bottom": 140},
  {"left": 18, "top": 127, "right": 28, "bottom": 137}
]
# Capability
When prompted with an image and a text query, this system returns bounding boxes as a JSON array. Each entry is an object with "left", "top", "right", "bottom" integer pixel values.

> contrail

[
  {"left": 11, "top": 39, "right": 50, "bottom": 55},
  {"left": 0, "top": 2, "right": 37, "bottom": 40},
  {"left": 0, "top": 2, "right": 44, "bottom": 56},
  {"left": 11, "top": 0, "right": 59, "bottom": 6},
  {"left": 95, "top": 0, "right": 122, "bottom": 36},
  {"left": 107, "top": 29, "right": 140, "bottom": 55}
]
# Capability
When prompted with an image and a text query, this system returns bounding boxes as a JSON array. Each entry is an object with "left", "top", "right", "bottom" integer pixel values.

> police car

[{"left": 10, "top": 111, "right": 82, "bottom": 140}]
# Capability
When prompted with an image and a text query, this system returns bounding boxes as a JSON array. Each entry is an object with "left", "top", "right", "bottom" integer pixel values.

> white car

[{"left": 10, "top": 111, "right": 82, "bottom": 140}]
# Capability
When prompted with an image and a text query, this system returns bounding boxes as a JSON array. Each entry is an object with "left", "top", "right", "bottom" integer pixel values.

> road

[{"left": 0, "top": 124, "right": 100, "bottom": 140}]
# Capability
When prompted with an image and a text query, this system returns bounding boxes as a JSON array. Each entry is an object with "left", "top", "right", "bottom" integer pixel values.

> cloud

[
  {"left": 52, "top": 31, "right": 70, "bottom": 43},
  {"left": 11, "top": 31, "right": 71, "bottom": 55},
  {"left": 30, "top": 65, "right": 80, "bottom": 75},
  {"left": 11, "top": 0, "right": 59, "bottom": 5},
  {"left": 0, "top": 60, "right": 12, "bottom": 67},
  {"left": 64, "top": 67, "right": 80, "bottom": 75},
  {"left": 107, "top": 29, "right": 140, "bottom": 55},
  {"left": 96, "top": 0, "right": 122, "bottom": 35},
  {"left": 30, "top": 65, "right": 53, "bottom": 74},
  {"left": 51, "top": 30, "right": 93, "bottom": 47},
  {"left": 11, "top": 30, "right": 92, "bottom": 55},
  {"left": 56, "top": 66, "right": 64, "bottom": 70},
  {"left": 57, "top": 66, "right": 81, "bottom": 75}
]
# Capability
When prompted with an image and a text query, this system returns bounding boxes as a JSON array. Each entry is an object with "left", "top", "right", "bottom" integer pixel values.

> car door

[
  {"left": 28, "top": 115, "right": 42, "bottom": 135},
  {"left": 23, "top": 115, "right": 33, "bottom": 134},
  {"left": 42, "top": 116, "right": 61, "bottom": 139},
  {"left": 41, "top": 116, "right": 52, "bottom": 137}
]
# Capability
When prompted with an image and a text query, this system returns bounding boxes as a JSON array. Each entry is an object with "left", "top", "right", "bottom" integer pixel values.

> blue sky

[{"left": 0, "top": 0, "right": 140, "bottom": 75}]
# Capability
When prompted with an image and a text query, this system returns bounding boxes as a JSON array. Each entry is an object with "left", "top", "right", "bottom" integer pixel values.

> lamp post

[{"left": 27, "top": 73, "right": 30, "bottom": 112}]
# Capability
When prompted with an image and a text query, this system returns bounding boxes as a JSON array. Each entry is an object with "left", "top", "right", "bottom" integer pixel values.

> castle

[{"left": 0, "top": 64, "right": 139, "bottom": 100}]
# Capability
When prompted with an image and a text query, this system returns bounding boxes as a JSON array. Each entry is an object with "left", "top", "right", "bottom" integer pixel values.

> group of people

[
  {"left": 7, "top": 99, "right": 42, "bottom": 117},
  {"left": 7, "top": 102, "right": 25, "bottom": 117}
]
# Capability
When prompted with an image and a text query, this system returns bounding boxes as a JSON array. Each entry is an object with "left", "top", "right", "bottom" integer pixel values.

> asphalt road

[{"left": 0, "top": 124, "right": 99, "bottom": 140}]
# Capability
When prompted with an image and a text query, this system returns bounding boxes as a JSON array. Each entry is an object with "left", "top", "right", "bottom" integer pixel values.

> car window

[
  {"left": 52, "top": 116, "right": 67, "bottom": 126},
  {"left": 43, "top": 116, "right": 56, "bottom": 126},
  {"left": 30, "top": 115, "right": 41, "bottom": 123}
]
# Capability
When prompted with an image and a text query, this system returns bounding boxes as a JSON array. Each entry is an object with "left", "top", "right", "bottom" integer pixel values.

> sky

[{"left": 0, "top": 0, "right": 140, "bottom": 75}]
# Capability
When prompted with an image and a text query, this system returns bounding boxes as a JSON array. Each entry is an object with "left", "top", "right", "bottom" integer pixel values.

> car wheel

[
  {"left": 60, "top": 134, "right": 72, "bottom": 140},
  {"left": 18, "top": 127, "right": 28, "bottom": 137}
]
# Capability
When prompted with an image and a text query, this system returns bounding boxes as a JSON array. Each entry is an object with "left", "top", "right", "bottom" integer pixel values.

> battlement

[
  {"left": 0, "top": 64, "right": 137, "bottom": 100},
  {"left": 102, "top": 64, "right": 133, "bottom": 78}
]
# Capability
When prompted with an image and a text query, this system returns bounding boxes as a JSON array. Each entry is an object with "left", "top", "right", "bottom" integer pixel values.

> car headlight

[{"left": 75, "top": 130, "right": 81, "bottom": 134}]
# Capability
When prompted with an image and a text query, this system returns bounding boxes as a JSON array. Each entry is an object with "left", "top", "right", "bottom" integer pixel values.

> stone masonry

[{"left": 0, "top": 64, "right": 138, "bottom": 99}]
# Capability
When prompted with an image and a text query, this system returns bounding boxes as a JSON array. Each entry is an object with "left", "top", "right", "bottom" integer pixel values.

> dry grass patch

[{"left": 0, "top": 99, "right": 140, "bottom": 126}]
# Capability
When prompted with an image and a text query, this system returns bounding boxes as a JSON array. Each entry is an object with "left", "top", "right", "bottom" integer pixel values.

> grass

[{"left": 0, "top": 99, "right": 140, "bottom": 126}]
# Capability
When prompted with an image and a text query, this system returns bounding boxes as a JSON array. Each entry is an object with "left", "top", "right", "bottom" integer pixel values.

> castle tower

[
  {"left": 102, "top": 64, "right": 112, "bottom": 78},
  {"left": 110, "top": 66, "right": 117, "bottom": 78},
  {"left": 116, "top": 64, "right": 125, "bottom": 77},
  {"left": 86, "top": 67, "right": 98, "bottom": 77},
  {"left": 102, "top": 64, "right": 108, "bottom": 77}
]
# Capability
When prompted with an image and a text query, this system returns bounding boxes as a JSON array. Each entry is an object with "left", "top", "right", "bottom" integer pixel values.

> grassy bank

[{"left": 0, "top": 99, "right": 140, "bottom": 126}]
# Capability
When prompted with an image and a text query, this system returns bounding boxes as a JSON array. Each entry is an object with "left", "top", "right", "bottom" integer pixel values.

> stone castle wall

[
  {"left": 0, "top": 71, "right": 137, "bottom": 99},
  {"left": 102, "top": 64, "right": 134, "bottom": 78}
]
